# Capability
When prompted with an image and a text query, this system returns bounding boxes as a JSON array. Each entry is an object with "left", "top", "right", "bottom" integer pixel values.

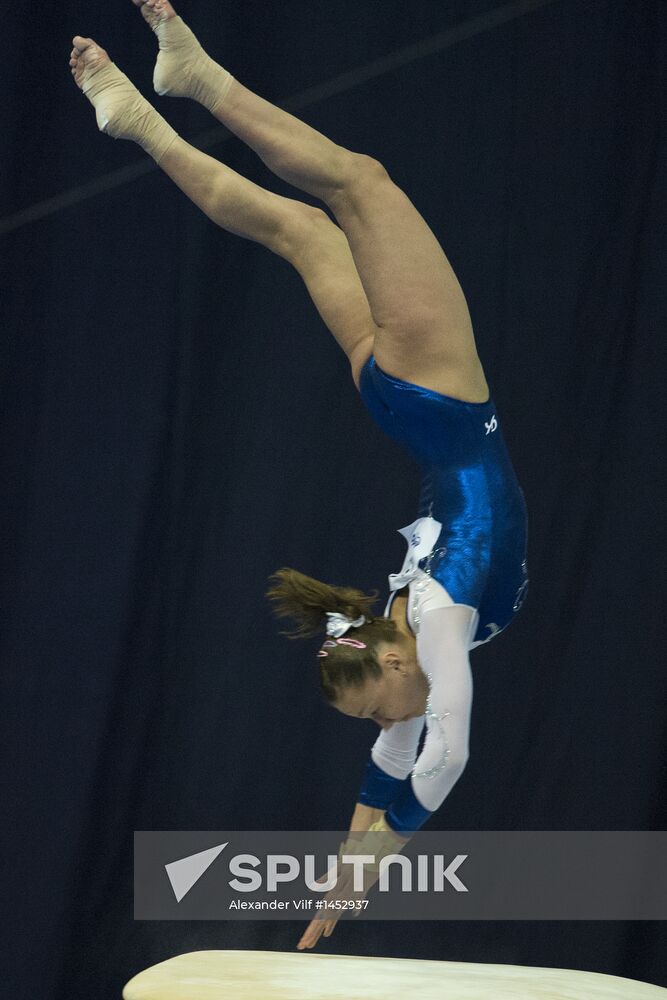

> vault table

[{"left": 122, "top": 949, "right": 665, "bottom": 999}]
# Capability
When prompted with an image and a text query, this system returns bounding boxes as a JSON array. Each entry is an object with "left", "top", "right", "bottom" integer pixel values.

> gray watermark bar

[{"left": 134, "top": 830, "right": 667, "bottom": 920}]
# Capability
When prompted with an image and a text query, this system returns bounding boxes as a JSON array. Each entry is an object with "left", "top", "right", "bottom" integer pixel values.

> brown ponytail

[{"left": 266, "top": 567, "right": 401, "bottom": 703}]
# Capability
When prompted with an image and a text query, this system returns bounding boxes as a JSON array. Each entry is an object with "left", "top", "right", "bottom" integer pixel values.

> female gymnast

[{"left": 70, "top": 0, "right": 529, "bottom": 950}]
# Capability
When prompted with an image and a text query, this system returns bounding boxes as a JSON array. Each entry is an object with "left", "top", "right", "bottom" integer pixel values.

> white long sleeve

[
  {"left": 410, "top": 604, "right": 476, "bottom": 811},
  {"left": 377, "top": 602, "right": 477, "bottom": 832},
  {"left": 358, "top": 564, "right": 479, "bottom": 830},
  {"left": 371, "top": 715, "right": 425, "bottom": 779}
]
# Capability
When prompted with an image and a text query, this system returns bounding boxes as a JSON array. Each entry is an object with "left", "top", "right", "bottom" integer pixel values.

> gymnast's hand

[
  {"left": 295, "top": 859, "right": 379, "bottom": 951},
  {"left": 296, "top": 815, "right": 409, "bottom": 950}
]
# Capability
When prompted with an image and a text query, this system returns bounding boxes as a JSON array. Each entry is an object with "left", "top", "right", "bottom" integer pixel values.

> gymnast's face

[{"left": 333, "top": 639, "right": 429, "bottom": 730}]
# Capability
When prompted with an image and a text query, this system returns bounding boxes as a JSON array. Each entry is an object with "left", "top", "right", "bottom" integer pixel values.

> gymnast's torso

[{"left": 358, "top": 355, "right": 529, "bottom": 645}]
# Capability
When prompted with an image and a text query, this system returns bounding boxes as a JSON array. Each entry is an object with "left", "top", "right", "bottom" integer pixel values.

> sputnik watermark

[
  {"left": 175, "top": 847, "right": 468, "bottom": 897},
  {"left": 134, "top": 830, "right": 667, "bottom": 921}
]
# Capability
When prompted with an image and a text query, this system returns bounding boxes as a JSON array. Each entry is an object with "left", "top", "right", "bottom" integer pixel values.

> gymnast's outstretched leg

[
  {"left": 131, "top": 0, "right": 489, "bottom": 402},
  {"left": 70, "top": 37, "right": 379, "bottom": 386}
]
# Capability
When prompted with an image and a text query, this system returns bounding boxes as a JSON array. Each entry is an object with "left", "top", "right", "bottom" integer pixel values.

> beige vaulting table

[{"left": 122, "top": 949, "right": 666, "bottom": 1000}]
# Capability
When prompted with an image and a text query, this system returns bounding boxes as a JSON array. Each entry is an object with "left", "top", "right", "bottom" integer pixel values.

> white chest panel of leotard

[{"left": 387, "top": 516, "right": 443, "bottom": 595}]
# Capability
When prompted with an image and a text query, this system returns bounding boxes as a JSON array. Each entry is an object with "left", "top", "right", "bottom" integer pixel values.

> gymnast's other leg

[
  {"left": 132, "top": 0, "right": 489, "bottom": 402},
  {"left": 70, "top": 37, "right": 379, "bottom": 387}
]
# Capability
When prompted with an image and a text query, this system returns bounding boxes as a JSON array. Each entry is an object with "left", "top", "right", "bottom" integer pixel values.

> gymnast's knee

[
  {"left": 275, "top": 204, "right": 339, "bottom": 262},
  {"left": 330, "top": 152, "right": 391, "bottom": 207}
]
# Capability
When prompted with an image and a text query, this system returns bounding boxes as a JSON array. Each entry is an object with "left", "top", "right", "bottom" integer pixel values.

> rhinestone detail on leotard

[
  {"left": 412, "top": 671, "right": 452, "bottom": 780},
  {"left": 408, "top": 544, "right": 448, "bottom": 636},
  {"left": 513, "top": 559, "right": 529, "bottom": 612}
]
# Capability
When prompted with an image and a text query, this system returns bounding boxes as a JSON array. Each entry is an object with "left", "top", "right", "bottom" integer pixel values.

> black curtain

[{"left": 1, "top": 2, "right": 665, "bottom": 998}]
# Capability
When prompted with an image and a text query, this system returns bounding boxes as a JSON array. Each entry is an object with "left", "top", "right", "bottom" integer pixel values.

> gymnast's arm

[
  {"left": 355, "top": 717, "right": 425, "bottom": 806},
  {"left": 350, "top": 715, "right": 426, "bottom": 830},
  {"left": 383, "top": 604, "right": 476, "bottom": 834},
  {"left": 348, "top": 603, "right": 475, "bottom": 850}
]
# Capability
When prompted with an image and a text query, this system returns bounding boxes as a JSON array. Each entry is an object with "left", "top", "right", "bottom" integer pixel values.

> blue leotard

[
  {"left": 359, "top": 356, "right": 529, "bottom": 644},
  {"left": 355, "top": 357, "right": 529, "bottom": 833}
]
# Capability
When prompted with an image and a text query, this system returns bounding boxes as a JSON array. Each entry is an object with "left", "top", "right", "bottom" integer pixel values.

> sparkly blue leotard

[
  {"left": 359, "top": 356, "right": 529, "bottom": 645},
  {"left": 354, "top": 357, "right": 529, "bottom": 833}
]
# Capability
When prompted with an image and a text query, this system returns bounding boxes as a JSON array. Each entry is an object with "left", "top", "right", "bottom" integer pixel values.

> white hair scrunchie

[{"left": 325, "top": 611, "right": 367, "bottom": 638}]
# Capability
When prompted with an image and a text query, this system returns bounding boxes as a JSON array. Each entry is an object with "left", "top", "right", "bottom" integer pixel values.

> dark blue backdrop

[{"left": 1, "top": 1, "right": 666, "bottom": 998}]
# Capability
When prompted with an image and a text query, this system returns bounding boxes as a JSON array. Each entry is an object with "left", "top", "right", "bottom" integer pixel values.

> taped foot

[
  {"left": 132, "top": 0, "right": 234, "bottom": 114},
  {"left": 70, "top": 36, "right": 178, "bottom": 163}
]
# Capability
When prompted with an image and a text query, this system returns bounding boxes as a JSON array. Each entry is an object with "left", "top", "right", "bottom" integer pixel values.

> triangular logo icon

[{"left": 165, "top": 842, "right": 228, "bottom": 902}]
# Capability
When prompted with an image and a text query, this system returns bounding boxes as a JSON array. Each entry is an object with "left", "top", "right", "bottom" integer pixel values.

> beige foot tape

[
  {"left": 151, "top": 15, "right": 234, "bottom": 114},
  {"left": 122, "top": 949, "right": 666, "bottom": 1000},
  {"left": 81, "top": 60, "right": 179, "bottom": 164}
]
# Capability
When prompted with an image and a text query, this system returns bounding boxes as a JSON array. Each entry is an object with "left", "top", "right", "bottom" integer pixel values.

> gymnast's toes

[
  {"left": 134, "top": 0, "right": 177, "bottom": 31},
  {"left": 70, "top": 37, "right": 111, "bottom": 91}
]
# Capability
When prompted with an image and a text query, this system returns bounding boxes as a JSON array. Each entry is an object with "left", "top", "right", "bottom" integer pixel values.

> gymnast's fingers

[{"left": 296, "top": 916, "right": 327, "bottom": 950}]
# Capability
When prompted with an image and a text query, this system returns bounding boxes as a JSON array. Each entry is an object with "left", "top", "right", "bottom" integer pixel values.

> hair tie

[
  {"left": 317, "top": 635, "right": 368, "bottom": 657},
  {"left": 325, "top": 611, "right": 367, "bottom": 638}
]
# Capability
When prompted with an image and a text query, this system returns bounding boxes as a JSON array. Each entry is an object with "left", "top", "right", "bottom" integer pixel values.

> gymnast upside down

[{"left": 71, "top": 0, "right": 529, "bottom": 951}]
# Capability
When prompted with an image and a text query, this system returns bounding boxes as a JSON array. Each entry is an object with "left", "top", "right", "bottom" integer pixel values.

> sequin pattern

[
  {"left": 513, "top": 559, "right": 529, "bottom": 612},
  {"left": 409, "top": 540, "right": 448, "bottom": 637},
  {"left": 412, "top": 671, "right": 452, "bottom": 779}
]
